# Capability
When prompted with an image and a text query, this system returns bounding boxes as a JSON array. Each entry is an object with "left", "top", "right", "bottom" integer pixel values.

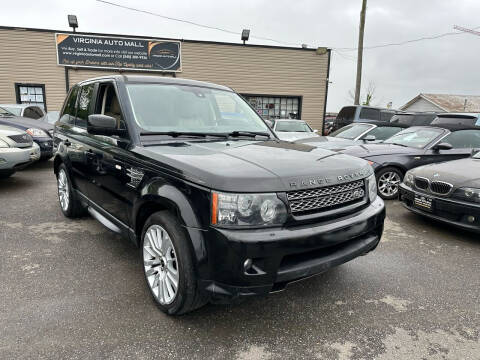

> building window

[
  {"left": 15, "top": 83, "right": 47, "bottom": 111},
  {"left": 242, "top": 94, "right": 301, "bottom": 120}
]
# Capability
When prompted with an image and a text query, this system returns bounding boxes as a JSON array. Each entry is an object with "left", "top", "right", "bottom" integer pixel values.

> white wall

[{"left": 402, "top": 98, "right": 444, "bottom": 112}]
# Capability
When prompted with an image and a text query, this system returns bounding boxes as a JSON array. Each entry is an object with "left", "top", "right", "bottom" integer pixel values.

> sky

[{"left": 1, "top": 0, "right": 479, "bottom": 112}]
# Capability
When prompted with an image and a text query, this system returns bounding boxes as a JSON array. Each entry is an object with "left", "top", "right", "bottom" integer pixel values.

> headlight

[
  {"left": 367, "top": 173, "right": 377, "bottom": 202},
  {"left": 212, "top": 192, "right": 287, "bottom": 227},
  {"left": 26, "top": 128, "right": 48, "bottom": 137},
  {"left": 453, "top": 187, "right": 480, "bottom": 203},
  {"left": 404, "top": 171, "right": 414, "bottom": 187},
  {"left": 0, "top": 139, "right": 9, "bottom": 148}
]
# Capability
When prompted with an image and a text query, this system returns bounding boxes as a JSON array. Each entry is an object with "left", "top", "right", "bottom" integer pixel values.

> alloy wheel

[
  {"left": 57, "top": 169, "right": 70, "bottom": 211},
  {"left": 143, "top": 225, "right": 179, "bottom": 305},
  {"left": 378, "top": 171, "right": 401, "bottom": 198}
]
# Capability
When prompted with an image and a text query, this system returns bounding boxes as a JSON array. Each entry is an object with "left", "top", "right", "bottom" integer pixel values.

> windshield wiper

[
  {"left": 226, "top": 131, "right": 271, "bottom": 138},
  {"left": 387, "top": 142, "right": 410, "bottom": 147},
  {"left": 140, "top": 131, "right": 227, "bottom": 138}
]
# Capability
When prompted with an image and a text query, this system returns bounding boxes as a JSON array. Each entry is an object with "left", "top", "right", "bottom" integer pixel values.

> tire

[
  {"left": 56, "top": 163, "right": 86, "bottom": 218},
  {"left": 141, "top": 211, "right": 208, "bottom": 315},
  {"left": 376, "top": 166, "right": 404, "bottom": 200}
]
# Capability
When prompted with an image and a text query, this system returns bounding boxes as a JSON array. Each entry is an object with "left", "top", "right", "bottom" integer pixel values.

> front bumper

[
  {"left": 400, "top": 183, "right": 480, "bottom": 233},
  {"left": 33, "top": 137, "right": 53, "bottom": 158},
  {"left": 197, "top": 197, "right": 386, "bottom": 302},
  {"left": 0, "top": 146, "right": 34, "bottom": 171}
]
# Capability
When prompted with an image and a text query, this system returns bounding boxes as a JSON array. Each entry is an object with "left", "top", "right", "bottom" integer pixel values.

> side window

[
  {"left": 380, "top": 111, "right": 394, "bottom": 122},
  {"left": 59, "top": 86, "right": 79, "bottom": 125},
  {"left": 359, "top": 108, "right": 380, "bottom": 121},
  {"left": 76, "top": 84, "right": 95, "bottom": 128},
  {"left": 95, "top": 83, "right": 127, "bottom": 132},
  {"left": 24, "top": 107, "right": 41, "bottom": 119},
  {"left": 441, "top": 130, "right": 480, "bottom": 149},
  {"left": 362, "top": 126, "right": 403, "bottom": 141}
]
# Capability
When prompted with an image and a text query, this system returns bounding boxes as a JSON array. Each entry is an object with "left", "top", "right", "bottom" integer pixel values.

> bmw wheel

[{"left": 376, "top": 167, "right": 403, "bottom": 200}]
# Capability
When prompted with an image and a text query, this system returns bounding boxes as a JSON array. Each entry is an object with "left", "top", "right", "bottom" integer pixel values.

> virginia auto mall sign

[{"left": 55, "top": 33, "right": 182, "bottom": 72}]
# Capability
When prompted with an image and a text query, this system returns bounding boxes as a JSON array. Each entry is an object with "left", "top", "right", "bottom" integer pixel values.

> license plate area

[{"left": 414, "top": 194, "right": 433, "bottom": 212}]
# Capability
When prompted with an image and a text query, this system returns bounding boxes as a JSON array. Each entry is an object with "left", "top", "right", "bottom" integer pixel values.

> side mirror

[
  {"left": 87, "top": 114, "right": 126, "bottom": 136},
  {"left": 265, "top": 120, "right": 274, "bottom": 128},
  {"left": 432, "top": 142, "right": 453, "bottom": 151},
  {"left": 471, "top": 148, "right": 480, "bottom": 157},
  {"left": 363, "top": 135, "right": 376, "bottom": 142}
]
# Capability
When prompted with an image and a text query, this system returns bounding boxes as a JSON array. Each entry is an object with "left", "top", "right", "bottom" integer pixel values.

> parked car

[
  {"left": 331, "top": 105, "right": 399, "bottom": 132},
  {"left": 0, "top": 104, "right": 45, "bottom": 119},
  {"left": 295, "top": 122, "right": 408, "bottom": 151},
  {"left": 39, "top": 111, "right": 60, "bottom": 124},
  {"left": 271, "top": 119, "right": 318, "bottom": 141},
  {"left": 323, "top": 116, "right": 336, "bottom": 135},
  {"left": 400, "top": 150, "right": 480, "bottom": 233},
  {"left": 389, "top": 112, "right": 437, "bottom": 126},
  {"left": 0, "top": 106, "right": 54, "bottom": 160},
  {"left": 53, "top": 75, "right": 385, "bottom": 315},
  {"left": 339, "top": 126, "right": 480, "bottom": 200},
  {"left": 0, "top": 125, "right": 40, "bottom": 178}
]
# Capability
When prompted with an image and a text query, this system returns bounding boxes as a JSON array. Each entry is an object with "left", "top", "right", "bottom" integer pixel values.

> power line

[
  {"left": 335, "top": 25, "right": 480, "bottom": 51},
  {"left": 95, "top": 0, "right": 302, "bottom": 46}
]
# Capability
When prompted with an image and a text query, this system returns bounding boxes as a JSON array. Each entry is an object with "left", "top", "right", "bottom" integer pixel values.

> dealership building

[{"left": 0, "top": 26, "right": 330, "bottom": 131}]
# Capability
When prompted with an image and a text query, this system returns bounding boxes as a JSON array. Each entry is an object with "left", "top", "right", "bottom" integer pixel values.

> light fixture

[
  {"left": 241, "top": 29, "right": 250, "bottom": 45},
  {"left": 68, "top": 15, "right": 78, "bottom": 32}
]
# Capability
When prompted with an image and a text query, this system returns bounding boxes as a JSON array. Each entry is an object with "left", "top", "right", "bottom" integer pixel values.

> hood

[
  {"left": 0, "top": 124, "right": 26, "bottom": 136},
  {"left": 133, "top": 139, "right": 372, "bottom": 192},
  {"left": 339, "top": 143, "right": 415, "bottom": 158},
  {"left": 0, "top": 115, "right": 53, "bottom": 132},
  {"left": 410, "top": 157, "right": 480, "bottom": 188},
  {"left": 297, "top": 136, "right": 360, "bottom": 151},
  {"left": 275, "top": 132, "right": 318, "bottom": 141}
]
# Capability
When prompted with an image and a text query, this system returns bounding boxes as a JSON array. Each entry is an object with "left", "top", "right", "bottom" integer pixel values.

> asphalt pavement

[{"left": 0, "top": 161, "right": 479, "bottom": 359}]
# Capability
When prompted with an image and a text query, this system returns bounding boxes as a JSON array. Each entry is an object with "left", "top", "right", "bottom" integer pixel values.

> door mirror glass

[
  {"left": 87, "top": 114, "right": 125, "bottom": 136},
  {"left": 432, "top": 142, "right": 453, "bottom": 151},
  {"left": 363, "top": 134, "right": 376, "bottom": 142}
]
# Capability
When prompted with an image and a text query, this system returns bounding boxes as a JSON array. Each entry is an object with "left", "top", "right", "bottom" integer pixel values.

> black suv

[
  {"left": 53, "top": 75, "right": 385, "bottom": 315},
  {"left": 332, "top": 105, "right": 399, "bottom": 132}
]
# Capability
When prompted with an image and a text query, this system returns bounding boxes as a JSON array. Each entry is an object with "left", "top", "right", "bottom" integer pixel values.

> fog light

[
  {"left": 243, "top": 258, "right": 252, "bottom": 271},
  {"left": 467, "top": 215, "right": 475, "bottom": 223}
]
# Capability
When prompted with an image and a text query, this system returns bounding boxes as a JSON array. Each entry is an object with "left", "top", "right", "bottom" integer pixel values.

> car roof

[
  {"left": 408, "top": 124, "right": 480, "bottom": 132},
  {"left": 77, "top": 75, "right": 233, "bottom": 92},
  {"left": 355, "top": 120, "right": 409, "bottom": 128},
  {"left": 436, "top": 112, "right": 480, "bottom": 119},
  {"left": 0, "top": 103, "right": 35, "bottom": 109},
  {"left": 276, "top": 119, "right": 304, "bottom": 122}
]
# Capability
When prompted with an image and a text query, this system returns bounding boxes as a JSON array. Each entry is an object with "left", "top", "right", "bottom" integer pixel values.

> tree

[{"left": 348, "top": 81, "right": 376, "bottom": 106}]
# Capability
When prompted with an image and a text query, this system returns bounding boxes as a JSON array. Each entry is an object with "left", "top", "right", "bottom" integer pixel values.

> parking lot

[{"left": 0, "top": 161, "right": 478, "bottom": 359}]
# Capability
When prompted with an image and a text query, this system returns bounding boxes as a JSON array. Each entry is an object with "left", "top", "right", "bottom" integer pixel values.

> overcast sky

[{"left": 1, "top": 0, "right": 479, "bottom": 112}]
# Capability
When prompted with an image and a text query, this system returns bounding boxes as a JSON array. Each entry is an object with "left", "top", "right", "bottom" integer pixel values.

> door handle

[{"left": 64, "top": 139, "right": 71, "bottom": 147}]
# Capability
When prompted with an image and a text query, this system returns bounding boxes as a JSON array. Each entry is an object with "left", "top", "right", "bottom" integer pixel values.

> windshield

[
  {"left": 0, "top": 106, "right": 20, "bottom": 116},
  {"left": 275, "top": 121, "right": 312, "bottom": 132},
  {"left": 330, "top": 124, "right": 372, "bottom": 139},
  {"left": 126, "top": 84, "right": 271, "bottom": 135},
  {"left": 384, "top": 128, "right": 444, "bottom": 148},
  {"left": 0, "top": 106, "right": 15, "bottom": 116}
]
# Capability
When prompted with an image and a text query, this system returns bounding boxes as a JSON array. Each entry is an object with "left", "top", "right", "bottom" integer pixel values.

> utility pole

[{"left": 354, "top": 0, "right": 367, "bottom": 105}]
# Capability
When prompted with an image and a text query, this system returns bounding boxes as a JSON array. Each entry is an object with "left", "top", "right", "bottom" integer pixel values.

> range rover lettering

[{"left": 53, "top": 75, "right": 385, "bottom": 315}]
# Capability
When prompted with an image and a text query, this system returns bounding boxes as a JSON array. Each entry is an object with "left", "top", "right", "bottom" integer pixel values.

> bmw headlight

[
  {"left": 26, "top": 128, "right": 48, "bottom": 137},
  {"left": 367, "top": 173, "right": 377, "bottom": 202},
  {"left": 0, "top": 139, "right": 9, "bottom": 148},
  {"left": 404, "top": 171, "right": 414, "bottom": 187},
  {"left": 453, "top": 187, "right": 480, "bottom": 203},
  {"left": 212, "top": 192, "right": 287, "bottom": 227}
]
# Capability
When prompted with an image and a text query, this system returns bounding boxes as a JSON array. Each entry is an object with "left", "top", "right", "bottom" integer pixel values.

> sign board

[{"left": 56, "top": 33, "right": 181, "bottom": 72}]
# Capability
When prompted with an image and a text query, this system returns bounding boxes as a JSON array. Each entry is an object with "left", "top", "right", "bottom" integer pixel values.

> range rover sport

[{"left": 53, "top": 75, "right": 385, "bottom": 315}]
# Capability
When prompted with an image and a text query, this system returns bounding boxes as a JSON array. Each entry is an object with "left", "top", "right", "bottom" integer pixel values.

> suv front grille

[
  {"left": 430, "top": 181, "right": 452, "bottom": 195},
  {"left": 287, "top": 180, "right": 365, "bottom": 214},
  {"left": 8, "top": 134, "right": 32, "bottom": 144}
]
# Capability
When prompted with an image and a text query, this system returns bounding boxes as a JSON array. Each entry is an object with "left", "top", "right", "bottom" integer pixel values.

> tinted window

[
  {"left": 76, "top": 84, "right": 95, "bottom": 128},
  {"left": 390, "top": 114, "right": 414, "bottom": 125},
  {"left": 359, "top": 108, "right": 380, "bottom": 121},
  {"left": 361, "top": 126, "right": 403, "bottom": 141},
  {"left": 412, "top": 113, "right": 436, "bottom": 126},
  {"left": 330, "top": 124, "right": 372, "bottom": 139},
  {"left": 95, "top": 83, "right": 127, "bottom": 132},
  {"left": 441, "top": 130, "right": 480, "bottom": 149},
  {"left": 60, "top": 86, "right": 79, "bottom": 125},
  {"left": 431, "top": 116, "right": 478, "bottom": 127},
  {"left": 380, "top": 111, "right": 395, "bottom": 122},
  {"left": 23, "top": 107, "right": 41, "bottom": 119},
  {"left": 337, "top": 106, "right": 356, "bottom": 122}
]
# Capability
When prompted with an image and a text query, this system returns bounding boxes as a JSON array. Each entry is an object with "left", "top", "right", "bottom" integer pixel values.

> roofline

[{"left": 0, "top": 25, "right": 326, "bottom": 52}]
